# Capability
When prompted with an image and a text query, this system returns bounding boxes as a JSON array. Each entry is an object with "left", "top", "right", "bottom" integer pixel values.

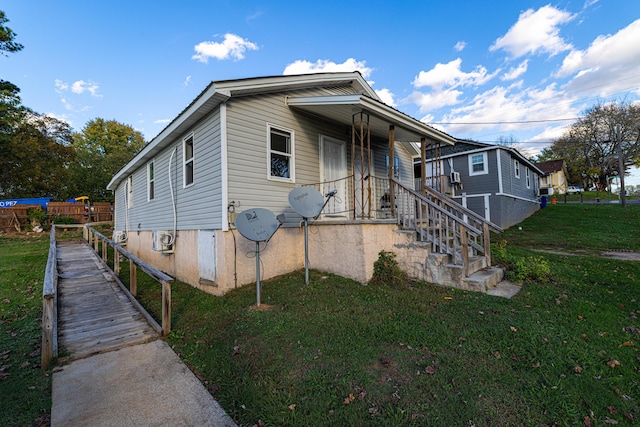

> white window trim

[
  {"left": 468, "top": 152, "right": 488, "bottom": 176},
  {"left": 267, "top": 123, "right": 295, "bottom": 182},
  {"left": 147, "top": 160, "right": 155, "bottom": 201},
  {"left": 526, "top": 168, "right": 531, "bottom": 188},
  {"left": 183, "top": 133, "right": 194, "bottom": 188},
  {"left": 514, "top": 159, "right": 521, "bottom": 178}
]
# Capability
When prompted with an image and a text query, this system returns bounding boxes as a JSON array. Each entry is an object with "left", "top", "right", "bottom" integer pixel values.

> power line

[{"left": 431, "top": 117, "right": 579, "bottom": 125}]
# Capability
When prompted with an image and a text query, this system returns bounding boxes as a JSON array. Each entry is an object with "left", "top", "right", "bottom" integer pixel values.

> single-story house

[
  {"left": 535, "top": 159, "right": 569, "bottom": 195},
  {"left": 107, "top": 72, "right": 501, "bottom": 295},
  {"left": 414, "top": 139, "right": 544, "bottom": 229}
]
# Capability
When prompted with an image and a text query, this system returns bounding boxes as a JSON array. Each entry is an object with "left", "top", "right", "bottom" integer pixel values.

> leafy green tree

[
  {"left": 544, "top": 101, "right": 640, "bottom": 188},
  {"left": 1, "top": 114, "right": 75, "bottom": 198},
  {"left": 0, "top": 10, "right": 23, "bottom": 56},
  {"left": 70, "top": 118, "right": 146, "bottom": 201}
]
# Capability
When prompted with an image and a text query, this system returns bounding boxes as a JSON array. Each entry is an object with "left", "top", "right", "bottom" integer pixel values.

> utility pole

[{"left": 616, "top": 124, "right": 627, "bottom": 207}]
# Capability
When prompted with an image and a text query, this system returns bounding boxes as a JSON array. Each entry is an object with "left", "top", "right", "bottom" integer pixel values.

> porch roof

[{"left": 286, "top": 94, "right": 456, "bottom": 146}]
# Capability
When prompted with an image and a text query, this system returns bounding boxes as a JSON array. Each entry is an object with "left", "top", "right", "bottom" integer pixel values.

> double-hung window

[
  {"left": 526, "top": 168, "right": 531, "bottom": 188},
  {"left": 386, "top": 155, "right": 400, "bottom": 179},
  {"left": 268, "top": 125, "right": 294, "bottom": 181},
  {"left": 147, "top": 160, "right": 155, "bottom": 201},
  {"left": 183, "top": 134, "right": 194, "bottom": 187},
  {"left": 126, "top": 176, "right": 133, "bottom": 208},
  {"left": 469, "top": 152, "right": 487, "bottom": 176},
  {"left": 514, "top": 160, "right": 521, "bottom": 179}
]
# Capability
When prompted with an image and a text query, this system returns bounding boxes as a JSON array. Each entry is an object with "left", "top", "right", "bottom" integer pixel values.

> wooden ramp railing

[
  {"left": 42, "top": 224, "right": 173, "bottom": 368},
  {"left": 392, "top": 179, "right": 503, "bottom": 277}
]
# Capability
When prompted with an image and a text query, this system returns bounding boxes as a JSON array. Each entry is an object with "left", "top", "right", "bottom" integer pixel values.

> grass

[
  {"left": 1, "top": 205, "right": 639, "bottom": 426},
  {"left": 128, "top": 204, "right": 640, "bottom": 426}
]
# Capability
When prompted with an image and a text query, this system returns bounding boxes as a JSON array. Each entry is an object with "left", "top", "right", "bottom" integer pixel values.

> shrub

[
  {"left": 493, "top": 239, "right": 551, "bottom": 283},
  {"left": 369, "top": 250, "right": 408, "bottom": 287},
  {"left": 52, "top": 216, "right": 77, "bottom": 225}
]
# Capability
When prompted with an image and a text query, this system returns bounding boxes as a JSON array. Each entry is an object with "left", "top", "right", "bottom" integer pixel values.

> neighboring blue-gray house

[{"left": 415, "top": 139, "right": 544, "bottom": 229}]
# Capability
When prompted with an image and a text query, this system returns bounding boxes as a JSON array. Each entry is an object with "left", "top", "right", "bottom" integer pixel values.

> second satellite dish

[
  {"left": 288, "top": 187, "right": 325, "bottom": 218},
  {"left": 234, "top": 208, "right": 281, "bottom": 242}
]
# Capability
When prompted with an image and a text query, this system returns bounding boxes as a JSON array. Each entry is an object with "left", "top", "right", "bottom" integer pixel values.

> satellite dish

[
  {"left": 234, "top": 208, "right": 280, "bottom": 242},
  {"left": 288, "top": 187, "right": 325, "bottom": 219}
]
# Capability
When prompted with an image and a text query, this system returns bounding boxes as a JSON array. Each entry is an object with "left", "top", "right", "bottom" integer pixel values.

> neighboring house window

[
  {"left": 385, "top": 155, "right": 400, "bottom": 179},
  {"left": 183, "top": 134, "right": 194, "bottom": 187},
  {"left": 514, "top": 160, "right": 520, "bottom": 178},
  {"left": 126, "top": 176, "right": 133, "bottom": 208},
  {"left": 268, "top": 125, "right": 294, "bottom": 181},
  {"left": 526, "top": 168, "right": 531, "bottom": 188},
  {"left": 147, "top": 160, "right": 155, "bottom": 201},
  {"left": 469, "top": 153, "right": 487, "bottom": 176}
]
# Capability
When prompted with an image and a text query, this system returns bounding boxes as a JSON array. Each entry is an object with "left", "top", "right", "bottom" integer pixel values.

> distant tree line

[
  {"left": 537, "top": 101, "right": 640, "bottom": 190},
  {"left": 0, "top": 10, "right": 145, "bottom": 202}
]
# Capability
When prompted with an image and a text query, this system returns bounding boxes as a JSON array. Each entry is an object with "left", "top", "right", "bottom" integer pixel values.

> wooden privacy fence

[
  {"left": 0, "top": 205, "right": 41, "bottom": 232},
  {"left": 85, "top": 226, "right": 173, "bottom": 336},
  {"left": 47, "top": 202, "right": 86, "bottom": 223}
]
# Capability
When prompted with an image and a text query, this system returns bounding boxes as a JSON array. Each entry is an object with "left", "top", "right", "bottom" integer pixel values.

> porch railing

[{"left": 393, "top": 178, "right": 503, "bottom": 276}]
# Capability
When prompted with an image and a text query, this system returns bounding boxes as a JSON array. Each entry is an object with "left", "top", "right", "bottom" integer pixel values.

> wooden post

[
  {"left": 94, "top": 234, "right": 99, "bottom": 252},
  {"left": 388, "top": 125, "right": 396, "bottom": 218},
  {"left": 421, "top": 137, "right": 427, "bottom": 196},
  {"left": 483, "top": 222, "right": 491, "bottom": 267},
  {"left": 162, "top": 281, "right": 171, "bottom": 336},
  {"left": 41, "top": 296, "right": 54, "bottom": 369},
  {"left": 102, "top": 238, "right": 107, "bottom": 262},
  {"left": 130, "top": 258, "right": 137, "bottom": 296},
  {"left": 114, "top": 249, "right": 120, "bottom": 276},
  {"left": 460, "top": 225, "right": 469, "bottom": 277}
]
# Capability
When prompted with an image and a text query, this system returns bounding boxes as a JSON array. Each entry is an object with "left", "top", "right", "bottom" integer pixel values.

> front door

[{"left": 320, "top": 136, "right": 347, "bottom": 216}]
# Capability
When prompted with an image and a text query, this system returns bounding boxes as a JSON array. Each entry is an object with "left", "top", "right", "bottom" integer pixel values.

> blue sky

[{"left": 3, "top": 1, "right": 640, "bottom": 184}]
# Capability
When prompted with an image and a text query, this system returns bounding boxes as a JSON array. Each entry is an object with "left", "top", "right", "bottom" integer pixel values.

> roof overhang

[{"left": 286, "top": 94, "right": 455, "bottom": 146}]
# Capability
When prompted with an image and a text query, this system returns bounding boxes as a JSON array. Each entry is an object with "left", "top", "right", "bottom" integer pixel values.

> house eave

[{"left": 286, "top": 94, "right": 456, "bottom": 145}]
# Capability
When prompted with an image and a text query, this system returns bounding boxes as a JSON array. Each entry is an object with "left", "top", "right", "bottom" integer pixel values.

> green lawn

[
  {"left": 1, "top": 205, "right": 639, "bottom": 426},
  {"left": 130, "top": 204, "right": 640, "bottom": 426}
]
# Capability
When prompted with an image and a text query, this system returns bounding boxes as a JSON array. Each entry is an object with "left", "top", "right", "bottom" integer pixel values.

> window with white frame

[
  {"left": 468, "top": 152, "right": 487, "bottom": 176},
  {"left": 183, "top": 134, "right": 194, "bottom": 187},
  {"left": 526, "top": 168, "right": 531, "bottom": 188},
  {"left": 386, "top": 155, "right": 400, "bottom": 179},
  {"left": 268, "top": 125, "right": 294, "bottom": 181},
  {"left": 126, "top": 176, "right": 133, "bottom": 208},
  {"left": 147, "top": 160, "right": 155, "bottom": 201},
  {"left": 514, "top": 159, "right": 521, "bottom": 178}
]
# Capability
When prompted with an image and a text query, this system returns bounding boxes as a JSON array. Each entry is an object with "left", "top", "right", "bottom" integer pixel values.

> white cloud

[
  {"left": 412, "top": 58, "right": 496, "bottom": 91},
  {"left": 55, "top": 79, "right": 101, "bottom": 97},
  {"left": 70, "top": 80, "right": 101, "bottom": 96},
  {"left": 183, "top": 75, "right": 192, "bottom": 86},
  {"left": 192, "top": 33, "right": 258, "bottom": 63},
  {"left": 555, "top": 19, "right": 640, "bottom": 98},
  {"left": 501, "top": 60, "right": 528, "bottom": 81},
  {"left": 407, "top": 88, "right": 464, "bottom": 113},
  {"left": 375, "top": 88, "right": 396, "bottom": 107},
  {"left": 490, "top": 5, "right": 575, "bottom": 58},
  {"left": 454, "top": 41, "right": 467, "bottom": 52},
  {"left": 154, "top": 119, "right": 171, "bottom": 125},
  {"left": 283, "top": 58, "right": 373, "bottom": 79}
]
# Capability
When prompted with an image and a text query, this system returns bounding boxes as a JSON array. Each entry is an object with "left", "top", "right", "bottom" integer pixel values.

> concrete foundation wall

[{"left": 122, "top": 221, "right": 439, "bottom": 296}]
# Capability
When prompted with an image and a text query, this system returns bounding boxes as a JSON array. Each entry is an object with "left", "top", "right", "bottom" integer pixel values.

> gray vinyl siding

[
  {"left": 114, "top": 109, "right": 223, "bottom": 232},
  {"left": 226, "top": 87, "right": 359, "bottom": 215},
  {"left": 452, "top": 150, "right": 498, "bottom": 196}
]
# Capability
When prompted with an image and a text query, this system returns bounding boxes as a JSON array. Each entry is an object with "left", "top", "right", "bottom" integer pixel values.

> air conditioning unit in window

[
  {"left": 152, "top": 230, "right": 175, "bottom": 254},
  {"left": 113, "top": 230, "right": 128, "bottom": 246},
  {"left": 450, "top": 171, "right": 461, "bottom": 184}
]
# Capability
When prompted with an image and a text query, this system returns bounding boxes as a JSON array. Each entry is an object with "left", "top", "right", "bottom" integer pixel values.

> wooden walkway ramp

[{"left": 57, "top": 240, "right": 159, "bottom": 361}]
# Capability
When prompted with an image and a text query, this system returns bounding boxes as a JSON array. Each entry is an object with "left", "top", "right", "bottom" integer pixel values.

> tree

[
  {"left": 0, "top": 10, "right": 23, "bottom": 56},
  {"left": 545, "top": 101, "right": 640, "bottom": 188},
  {"left": 69, "top": 118, "right": 146, "bottom": 201},
  {"left": 0, "top": 114, "right": 76, "bottom": 199}
]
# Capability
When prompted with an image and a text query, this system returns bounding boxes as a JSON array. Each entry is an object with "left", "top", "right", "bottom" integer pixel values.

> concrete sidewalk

[{"left": 52, "top": 340, "right": 236, "bottom": 426}]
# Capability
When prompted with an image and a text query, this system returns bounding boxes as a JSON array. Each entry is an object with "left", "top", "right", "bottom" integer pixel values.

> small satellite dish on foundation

[
  {"left": 234, "top": 208, "right": 284, "bottom": 306},
  {"left": 288, "top": 187, "right": 325, "bottom": 219},
  {"left": 234, "top": 208, "right": 281, "bottom": 242},
  {"left": 287, "top": 187, "right": 337, "bottom": 285}
]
